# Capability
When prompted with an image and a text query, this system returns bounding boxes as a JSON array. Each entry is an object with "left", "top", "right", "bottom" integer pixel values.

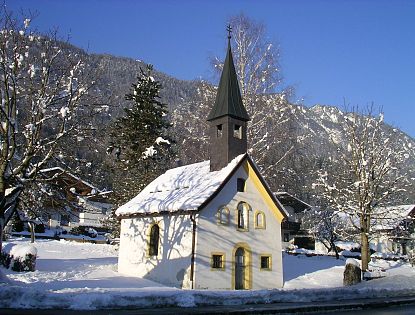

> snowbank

[
  {"left": 1, "top": 276, "right": 415, "bottom": 310},
  {"left": 0, "top": 269, "right": 11, "bottom": 284},
  {"left": 0, "top": 238, "right": 414, "bottom": 310}
]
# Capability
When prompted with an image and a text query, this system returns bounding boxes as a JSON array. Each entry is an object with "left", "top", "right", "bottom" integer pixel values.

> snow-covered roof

[
  {"left": 372, "top": 204, "right": 415, "bottom": 231},
  {"left": 116, "top": 154, "right": 247, "bottom": 216},
  {"left": 40, "top": 166, "right": 102, "bottom": 193},
  {"left": 275, "top": 191, "right": 312, "bottom": 213}
]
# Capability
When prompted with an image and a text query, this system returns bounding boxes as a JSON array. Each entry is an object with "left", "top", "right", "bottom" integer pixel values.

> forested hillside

[{"left": 71, "top": 49, "right": 414, "bottom": 205}]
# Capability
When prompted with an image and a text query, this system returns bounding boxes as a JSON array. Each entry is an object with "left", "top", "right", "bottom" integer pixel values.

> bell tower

[{"left": 207, "top": 26, "right": 250, "bottom": 171}]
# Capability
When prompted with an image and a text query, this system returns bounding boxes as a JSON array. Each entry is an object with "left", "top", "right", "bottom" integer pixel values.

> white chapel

[{"left": 116, "top": 30, "right": 288, "bottom": 290}]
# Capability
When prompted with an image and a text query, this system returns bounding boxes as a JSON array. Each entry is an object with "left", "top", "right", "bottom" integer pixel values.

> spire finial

[{"left": 227, "top": 24, "right": 232, "bottom": 40}]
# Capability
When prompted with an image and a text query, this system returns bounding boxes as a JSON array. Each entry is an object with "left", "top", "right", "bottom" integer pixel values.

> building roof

[
  {"left": 372, "top": 204, "right": 415, "bottom": 231},
  {"left": 206, "top": 38, "right": 250, "bottom": 122},
  {"left": 41, "top": 167, "right": 101, "bottom": 193},
  {"left": 40, "top": 167, "right": 111, "bottom": 203},
  {"left": 275, "top": 192, "right": 312, "bottom": 213},
  {"left": 116, "top": 154, "right": 246, "bottom": 216},
  {"left": 116, "top": 154, "right": 288, "bottom": 219}
]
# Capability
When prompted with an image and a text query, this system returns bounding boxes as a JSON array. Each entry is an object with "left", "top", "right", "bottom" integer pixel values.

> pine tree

[{"left": 108, "top": 65, "right": 175, "bottom": 207}]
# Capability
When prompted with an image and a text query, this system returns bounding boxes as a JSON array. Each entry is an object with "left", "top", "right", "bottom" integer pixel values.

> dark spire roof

[{"left": 207, "top": 32, "right": 250, "bottom": 122}]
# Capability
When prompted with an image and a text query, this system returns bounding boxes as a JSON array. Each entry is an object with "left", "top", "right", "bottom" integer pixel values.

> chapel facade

[{"left": 116, "top": 29, "right": 287, "bottom": 290}]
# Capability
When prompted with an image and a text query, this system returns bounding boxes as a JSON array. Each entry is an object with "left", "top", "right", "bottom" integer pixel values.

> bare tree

[
  {"left": 313, "top": 107, "right": 413, "bottom": 271},
  {"left": 171, "top": 80, "right": 213, "bottom": 165},
  {"left": 302, "top": 206, "right": 351, "bottom": 259},
  {"left": 212, "top": 14, "right": 284, "bottom": 103},
  {"left": 0, "top": 8, "right": 97, "bottom": 251}
]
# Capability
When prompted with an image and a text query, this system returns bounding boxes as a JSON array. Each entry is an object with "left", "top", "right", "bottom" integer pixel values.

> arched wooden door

[{"left": 235, "top": 247, "right": 246, "bottom": 290}]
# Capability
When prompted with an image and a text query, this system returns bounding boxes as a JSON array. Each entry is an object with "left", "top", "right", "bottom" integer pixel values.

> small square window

[
  {"left": 233, "top": 124, "right": 242, "bottom": 139},
  {"left": 237, "top": 178, "right": 245, "bottom": 192},
  {"left": 260, "top": 255, "right": 271, "bottom": 270},
  {"left": 216, "top": 124, "right": 223, "bottom": 137},
  {"left": 212, "top": 254, "right": 224, "bottom": 269}
]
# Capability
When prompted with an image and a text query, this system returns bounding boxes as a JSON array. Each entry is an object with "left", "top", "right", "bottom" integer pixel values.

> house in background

[
  {"left": 371, "top": 204, "right": 415, "bottom": 255},
  {"left": 116, "top": 32, "right": 288, "bottom": 290},
  {"left": 276, "top": 192, "right": 313, "bottom": 249},
  {"left": 39, "top": 167, "right": 112, "bottom": 230}
]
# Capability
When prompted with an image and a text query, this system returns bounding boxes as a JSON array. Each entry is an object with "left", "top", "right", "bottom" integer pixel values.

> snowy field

[{"left": 1, "top": 237, "right": 415, "bottom": 310}]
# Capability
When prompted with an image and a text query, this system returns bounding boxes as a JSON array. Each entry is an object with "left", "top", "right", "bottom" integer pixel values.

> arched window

[
  {"left": 237, "top": 202, "right": 251, "bottom": 230},
  {"left": 237, "top": 178, "right": 245, "bottom": 192},
  {"left": 217, "top": 206, "right": 230, "bottom": 225},
  {"left": 255, "top": 211, "right": 266, "bottom": 229},
  {"left": 149, "top": 224, "right": 159, "bottom": 256}
]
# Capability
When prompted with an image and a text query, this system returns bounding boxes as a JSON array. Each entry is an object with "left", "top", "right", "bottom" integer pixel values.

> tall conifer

[{"left": 109, "top": 65, "right": 174, "bottom": 207}]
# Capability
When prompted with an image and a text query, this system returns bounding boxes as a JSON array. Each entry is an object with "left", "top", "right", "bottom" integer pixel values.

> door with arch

[{"left": 235, "top": 247, "right": 245, "bottom": 289}]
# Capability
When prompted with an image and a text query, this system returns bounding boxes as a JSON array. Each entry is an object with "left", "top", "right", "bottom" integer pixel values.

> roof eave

[
  {"left": 247, "top": 156, "right": 289, "bottom": 219},
  {"left": 198, "top": 153, "right": 249, "bottom": 211},
  {"left": 117, "top": 208, "right": 199, "bottom": 219}
]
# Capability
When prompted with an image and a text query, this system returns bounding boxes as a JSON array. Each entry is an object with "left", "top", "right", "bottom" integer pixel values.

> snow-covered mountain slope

[{"left": 23, "top": 40, "right": 414, "bottom": 201}]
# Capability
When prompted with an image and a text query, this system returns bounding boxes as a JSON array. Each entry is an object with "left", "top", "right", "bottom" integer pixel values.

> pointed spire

[{"left": 207, "top": 26, "right": 250, "bottom": 122}]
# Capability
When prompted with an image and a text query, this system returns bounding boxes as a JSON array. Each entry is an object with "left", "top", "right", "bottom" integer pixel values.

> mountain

[{"left": 53, "top": 43, "right": 415, "bottom": 204}]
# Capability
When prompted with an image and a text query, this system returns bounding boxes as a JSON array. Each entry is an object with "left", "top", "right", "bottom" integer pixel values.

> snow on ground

[{"left": 1, "top": 237, "right": 415, "bottom": 310}]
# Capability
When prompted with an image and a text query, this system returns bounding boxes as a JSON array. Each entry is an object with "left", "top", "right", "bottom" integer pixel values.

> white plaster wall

[
  {"left": 371, "top": 235, "right": 395, "bottom": 253},
  {"left": 118, "top": 213, "right": 194, "bottom": 288},
  {"left": 195, "top": 163, "right": 284, "bottom": 290},
  {"left": 79, "top": 198, "right": 112, "bottom": 215},
  {"left": 79, "top": 212, "right": 105, "bottom": 227}
]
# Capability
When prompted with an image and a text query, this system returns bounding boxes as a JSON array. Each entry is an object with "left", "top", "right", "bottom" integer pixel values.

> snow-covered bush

[
  {"left": 69, "top": 226, "right": 84, "bottom": 236},
  {"left": 1, "top": 243, "right": 37, "bottom": 272},
  {"left": 86, "top": 228, "right": 98, "bottom": 238},
  {"left": 69, "top": 226, "right": 98, "bottom": 238}
]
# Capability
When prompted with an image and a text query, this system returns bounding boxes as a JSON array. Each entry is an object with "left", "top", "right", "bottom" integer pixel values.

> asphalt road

[{"left": 1, "top": 296, "right": 415, "bottom": 315}]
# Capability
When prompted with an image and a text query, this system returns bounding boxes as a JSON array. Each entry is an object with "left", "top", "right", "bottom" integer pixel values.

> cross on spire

[{"left": 227, "top": 24, "right": 232, "bottom": 40}]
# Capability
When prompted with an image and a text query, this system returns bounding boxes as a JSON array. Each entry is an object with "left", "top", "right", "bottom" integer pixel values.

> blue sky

[{"left": 7, "top": 0, "right": 415, "bottom": 137}]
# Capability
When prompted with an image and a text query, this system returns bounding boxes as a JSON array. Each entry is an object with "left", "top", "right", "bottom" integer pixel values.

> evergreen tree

[{"left": 108, "top": 65, "right": 175, "bottom": 208}]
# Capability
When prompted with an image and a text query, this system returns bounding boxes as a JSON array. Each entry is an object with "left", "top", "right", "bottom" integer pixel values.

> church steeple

[
  {"left": 207, "top": 26, "right": 250, "bottom": 122},
  {"left": 208, "top": 26, "right": 250, "bottom": 172}
]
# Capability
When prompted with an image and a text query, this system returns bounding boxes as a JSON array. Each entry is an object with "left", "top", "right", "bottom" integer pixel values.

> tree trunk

[
  {"left": 0, "top": 191, "right": 5, "bottom": 253},
  {"left": 330, "top": 238, "right": 340, "bottom": 259},
  {"left": 0, "top": 217, "right": 4, "bottom": 253},
  {"left": 0, "top": 187, "right": 23, "bottom": 251},
  {"left": 361, "top": 231, "right": 370, "bottom": 272},
  {"left": 29, "top": 222, "right": 35, "bottom": 243}
]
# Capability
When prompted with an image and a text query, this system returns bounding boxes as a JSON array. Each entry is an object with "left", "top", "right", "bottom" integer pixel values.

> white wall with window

[
  {"left": 118, "top": 214, "right": 194, "bottom": 288},
  {"left": 195, "top": 165, "right": 284, "bottom": 290}
]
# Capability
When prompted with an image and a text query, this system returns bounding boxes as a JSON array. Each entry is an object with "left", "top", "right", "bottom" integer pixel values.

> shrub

[
  {"left": 34, "top": 224, "right": 45, "bottom": 233},
  {"left": 13, "top": 220, "right": 24, "bottom": 232},
  {"left": 10, "top": 254, "right": 37, "bottom": 272},
  {"left": 1, "top": 243, "right": 37, "bottom": 272},
  {"left": 0, "top": 251, "right": 11, "bottom": 269},
  {"left": 69, "top": 226, "right": 98, "bottom": 238},
  {"left": 69, "top": 226, "right": 84, "bottom": 236}
]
